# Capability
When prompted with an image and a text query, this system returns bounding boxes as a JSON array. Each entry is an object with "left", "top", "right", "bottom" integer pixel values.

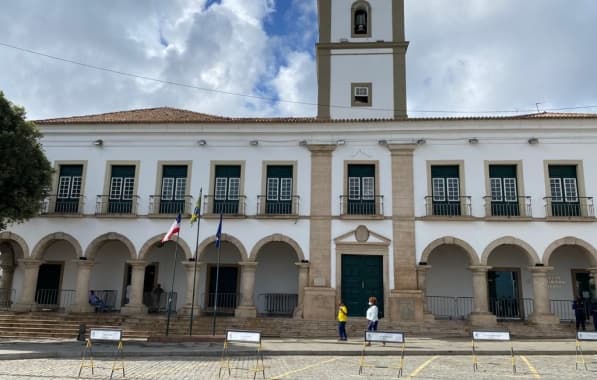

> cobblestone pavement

[{"left": 0, "top": 354, "right": 596, "bottom": 379}]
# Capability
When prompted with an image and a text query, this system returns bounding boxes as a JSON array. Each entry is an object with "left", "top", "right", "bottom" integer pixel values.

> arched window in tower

[{"left": 351, "top": 1, "right": 371, "bottom": 38}]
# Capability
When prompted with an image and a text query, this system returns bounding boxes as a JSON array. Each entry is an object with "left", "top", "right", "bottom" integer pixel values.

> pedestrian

[
  {"left": 152, "top": 284, "right": 164, "bottom": 313},
  {"left": 365, "top": 296, "right": 379, "bottom": 346},
  {"left": 591, "top": 300, "right": 597, "bottom": 331},
  {"left": 124, "top": 284, "right": 131, "bottom": 305},
  {"left": 88, "top": 290, "right": 107, "bottom": 311},
  {"left": 337, "top": 301, "right": 348, "bottom": 341},
  {"left": 573, "top": 297, "right": 587, "bottom": 331}
]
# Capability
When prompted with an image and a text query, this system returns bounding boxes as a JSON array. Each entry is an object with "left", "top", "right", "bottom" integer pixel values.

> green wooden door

[
  {"left": 489, "top": 165, "right": 519, "bottom": 216},
  {"left": 341, "top": 255, "right": 384, "bottom": 317},
  {"left": 548, "top": 165, "right": 580, "bottom": 216},
  {"left": 431, "top": 165, "right": 460, "bottom": 216}
]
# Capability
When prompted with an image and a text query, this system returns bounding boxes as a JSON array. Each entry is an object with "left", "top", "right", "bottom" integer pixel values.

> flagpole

[
  {"left": 211, "top": 213, "right": 223, "bottom": 336},
  {"left": 166, "top": 227, "right": 180, "bottom": 336},
  {"left": 189, "top": 188, "right": 202, "bottom": 336}
]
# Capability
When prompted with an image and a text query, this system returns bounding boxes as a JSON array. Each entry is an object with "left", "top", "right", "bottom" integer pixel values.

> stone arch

[
  {"left": 197, "top": 233, "right": 248, "bottom": 262},
  {"left": 138, "top": 234, "right": 193, "bottom": 261},
  {"left": 0, "top": 231, "right": 29, "bottom": 259},
  {"left": 249, "top": 234, "right": 305, "bottom": 262},
  {"left": 481, "top": 236, "right": 540, "bottom": 265},
  {"left": 420, "top": 236, "right": 479, "bottom": 266},
  {"left": 84, "top": 233, "right": 136, "bottom": 260},
  {"left": 543, "top": 236, "right": 597, "bottom": 266},
  {"left": 32, "top": 232, "right": 83, "bottom": 260}
]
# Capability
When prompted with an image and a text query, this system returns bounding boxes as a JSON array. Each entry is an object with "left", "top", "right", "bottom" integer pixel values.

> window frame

[
  {"left": 543, "top": 160, "right": 587, "bottom": 217},
  {"left": 208, "top": 160, "right": 246, "bottom": 216},
  {"left": 484, "top": 161, "right": 526, "bottom": 218},
  {"left": 51, "top": 161, "right": 88, "bottom": 212},
  {"left": 343, "top": 160, "right": 380, "bottom": 216},
  {"left": 351, "top": 82, "right": 372, "bottom": 107},
  {"left": 260, "top": 161, "right": 298, "bottom": 216},
  {"left": 102, "top": 161, "right": 140, "bottom": 215},
  {"left": 426, "top": 160, "right": 466, "bottom": 216}
]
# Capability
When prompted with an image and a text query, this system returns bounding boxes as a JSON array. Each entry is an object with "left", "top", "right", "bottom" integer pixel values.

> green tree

[{"left": 0, "top": 92, "right": 52, "bottom": 231}]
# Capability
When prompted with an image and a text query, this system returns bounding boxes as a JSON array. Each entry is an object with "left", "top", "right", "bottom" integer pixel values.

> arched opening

[
  {"left": 87, "top": 234, "right": 136, "bottom": 311},
  {"left": 253, "top": 241, "right": 300, "bottom": 317},
  {"left": 485, "top": 244, "right": 536, "bottom": 320},
  {"left": 198, "top": 239, "right": 244, "bottom": 315},
  {"left": 351, "top": 1, "right": 371, "bottom": 37},
  {"left": 425, "top": 243, "right": 476, "bottom": 320},
  {"left": 546, "top": 242, "right": 597, "bottom": 321},
  {"left": 32, "top": 236, "right": 80, "bottom": 311}
]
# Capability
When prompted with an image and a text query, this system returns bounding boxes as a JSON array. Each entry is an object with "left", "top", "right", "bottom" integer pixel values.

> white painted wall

[
  {"left": 89, "top": 241, "right": 129, "bottom": 307},
  {"left": 42, "top": 241, "right": 78, "bottom": 291},
  {"left": 331, "top": 0, "right": 394, "bottom": 42},
  {"left": 548, "top": 246, "right": 593, "bottom": 300},
  {"left": 330, "top": 50, "right": 395, "bottom": 119},
  {"left": 253, "top": 243, "right": 299, "bottom": 314},
  {"left": 426, "top": 246, "right": 473, "bottom": 297},
  {"left": 486, "top": 245, "right": 534, "bottom": 299}
]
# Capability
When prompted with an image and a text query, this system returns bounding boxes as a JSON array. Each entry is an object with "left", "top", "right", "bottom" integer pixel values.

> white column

[
  {"left": 180, "top": 260, "right": 203, "bottom": 316},
  {"left": 293, "top": 262, "right": 309, "bottom": 318},
  {"left": 528, "top": 266, "right": 559, "bottom": 325},
  {"left": 13, "top": 259, "right": 42, "bottom": 312},
  {"left": 121, "top": 260, "right": 148, "bottom": 315},
  {"left": 468, "top": 265, "right": 497, "bottom": 326},
  {"left": 235, "top": 262, "right": 258, "bottom": 318},
  {"left": 67, "top": 259, "right": 95, "bottom": 313}
]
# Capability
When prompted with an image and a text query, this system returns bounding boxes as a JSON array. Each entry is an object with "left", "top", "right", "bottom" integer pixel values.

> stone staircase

[{"left": 0, "top": 311, "right": 577, "bottom": 340}]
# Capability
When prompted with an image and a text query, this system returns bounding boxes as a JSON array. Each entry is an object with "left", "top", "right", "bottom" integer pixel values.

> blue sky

[{"left": 0, "top": 0, "right": 596, "bottom": 120}]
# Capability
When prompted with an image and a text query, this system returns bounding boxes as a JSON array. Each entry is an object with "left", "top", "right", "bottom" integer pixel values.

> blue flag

[{"left": 215, "top": 213, "right": 223, "bottom": 248}]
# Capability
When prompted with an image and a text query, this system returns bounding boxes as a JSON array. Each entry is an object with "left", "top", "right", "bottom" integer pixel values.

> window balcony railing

[
  {"left": 339, "top": 195, "right": 384, "bottom": 216},
  {"left": 424, "top": 196, "right": 471, "bottom": 217},
  {"left": 95, "top": 195, "right": 140, "bottom": 216},
  {"left": 543, "top": 196, "right": 594, "bottom": 218},
  {"left": 40, "top": 195, "right": 85, "bottom": 215},
  {"left": 148, "top": 195, "right": 194, "bottom": 216},
  {"left": 483, "top": 196, "right": 532, "bottom": 217},
  {"left": 256, "top": 195, "right": 300, "bottom": 216},
  {"left": 204, "top": 195, "right": 247, "bottom": 216}
]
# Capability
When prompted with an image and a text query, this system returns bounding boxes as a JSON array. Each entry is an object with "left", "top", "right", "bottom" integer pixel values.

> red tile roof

[{"left": 34, "top": 108, "right": 597, "bottom": 125}]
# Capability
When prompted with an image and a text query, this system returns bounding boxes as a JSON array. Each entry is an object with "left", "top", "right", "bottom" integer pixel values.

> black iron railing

[
  {"left": 0, "top": 288, "right": 15, "bottom": 309},
  {"left": 40, "top": 195, "right": 84, "bottom": 215},
  {"left": 549, "top": 299, "right": 577, "bottom": 322},
  {"left": 544, "top": 197, "right": 594, "bottom": 217},
  {"left": 204, "top": 195, "right": 247, "bottom": 215},
  {"left": 425, "top": 196, "right": 471, "bottom": 217},
  {"left": 96, "top": 195, "right": 140, "bottom": 215},
  {"left": 149, "top": 195, "right": 193, "bottom": 215},
  {"left": 489, "top": 297, "right": 533, "bottom": 320},
  {"left": 201, "top": 292, "right": 239, "bottom": 314},
  {"left": 426, "top": 296, "right": 473, "bottom": 320},
  {"left": 483, "top": 196, "right": 532, "bottom": 217},
  {"left": 339, "top": 195, "right": 384, "bottom": 216},
  {"left": 257, "top": 293, "right": 298, "bottom": 316},
  {"left": 35, "top": 289, "right": 76, "bottom": 310},
  {"left": 257, "top": 195, "right": 300, "bottom": 216}
]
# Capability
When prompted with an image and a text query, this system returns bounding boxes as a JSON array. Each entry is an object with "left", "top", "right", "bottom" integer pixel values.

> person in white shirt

[{"left": 366, "top": 296, "right": 381, "bottom": 346}]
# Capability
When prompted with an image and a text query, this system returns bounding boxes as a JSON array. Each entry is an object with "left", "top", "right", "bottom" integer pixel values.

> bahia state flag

[
  {"left": 161, "top": 213, "right": 182, "bottom": 243},
  {"left": 190, "top": 189, "right": 202, "bottom": 225},
  {"left": 215, "top": 213, "right": 223, "bottom": 248}
]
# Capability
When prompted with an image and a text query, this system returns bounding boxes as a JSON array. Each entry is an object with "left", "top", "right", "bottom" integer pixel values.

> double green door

[{"left": 341, "top": 255, "right": 384, "bottom": 317}]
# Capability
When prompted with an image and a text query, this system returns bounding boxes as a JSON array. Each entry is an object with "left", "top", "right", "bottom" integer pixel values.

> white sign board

[
  {"left": 577, "top": 331, "right": 597, "bottom": 341},
  {"left": 472, "top": 331, "right": 510, "bottom": 341},
  {"left": 365, "top": 331, "right": 405, "bottom": 343},
  {"left": 90, "top": 329, "right": 122, "bottom": 342},
  {"left": 226, "top": 330, "right": 261, "bottom": 343}
]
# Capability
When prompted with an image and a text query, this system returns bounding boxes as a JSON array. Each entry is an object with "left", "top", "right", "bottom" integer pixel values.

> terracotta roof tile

[{"left": 34, "top": 107, "right": 597, "bottom": 125}]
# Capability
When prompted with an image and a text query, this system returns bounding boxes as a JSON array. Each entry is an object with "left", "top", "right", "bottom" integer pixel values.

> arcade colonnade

[{"left": 0, "top": 231, "right": 308, "bottom": 318}]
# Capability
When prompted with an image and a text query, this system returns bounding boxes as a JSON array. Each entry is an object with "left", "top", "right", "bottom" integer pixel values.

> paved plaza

[{"left": 0, "top": 338, "right": 596, "bottom": 379}]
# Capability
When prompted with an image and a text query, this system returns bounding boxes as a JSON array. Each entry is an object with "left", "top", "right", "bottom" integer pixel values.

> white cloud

[{"left": 271, "top": 51, "right": 316, "bottom": 116}]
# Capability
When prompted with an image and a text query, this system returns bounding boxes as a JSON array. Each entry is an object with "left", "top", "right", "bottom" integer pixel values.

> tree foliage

[{"left": 0, "top": 92, "right": 52, "bottom": 231}]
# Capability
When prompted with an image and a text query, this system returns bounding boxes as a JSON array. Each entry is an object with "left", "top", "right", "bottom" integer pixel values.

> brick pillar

[
  {"left": 180, "top": 260, "right": 203, "bottom": 316},
  {"left": 235, "top": 262, "right": 258, "bottom": 318},
  {"left": 386, "top": 144, "right": 424, "bottom": 322},
  {"left": 67, "top": 259, "right": 95, "bottom": 313},
  {"left": 303, "top": 144, "right": 337, "bottom": 320},
  {"left": 13, "top": 259, "right": 42, "bottom": 312},
  {"left": 293, "top": 262, "right": 310, "bottom": 318},
  {"left": 121, "top": 260, "right": 148, "bottom": 315},
  {"left": 468, "top": 265, "right": 497, "bottom": 326},
  {"left": 528, "top": 266, "right": 559, "bottom": 325}
]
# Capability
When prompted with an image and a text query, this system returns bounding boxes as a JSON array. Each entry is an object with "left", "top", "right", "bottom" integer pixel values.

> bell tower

[{"left": 317, "top": 0, "right": 408, "bottom": 119}]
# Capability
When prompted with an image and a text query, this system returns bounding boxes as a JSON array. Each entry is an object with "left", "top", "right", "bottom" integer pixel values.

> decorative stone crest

[{"left": 355, "top": 225, "right": 370, "bottom": 243}]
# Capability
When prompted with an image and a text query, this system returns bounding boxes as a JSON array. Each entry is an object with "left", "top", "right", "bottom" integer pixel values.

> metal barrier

[
  {"left": 202, "top": 292, "right": 238, "bottom": 314},
  {"left": 544, "top": 197, "right": 594, "bottom": 217},
  {"left": 0, "top": 288, "right": 15, "bottom": 309},
  {"left": 35, "top": 289, "right": 76, "bottom": 310},
  {"left": 426, "top": 296, "right": 473, "bottom": 320},
  {"left": 95, "top": 195, "right": 140, "bottom": 215},
  {"left": 550, "top": 299, "right": 575, "bottom": 321},
  {"left": 258, "top": 293, "right": 298, "bottom": 316},
  {"left": 204, "top": 196, "right": 247, "bottom": 215},
  {"left": 40, "top": 195, "right": 84, "bottom": 215},
  {"left": 489, "top": 297, "right": 534, "bottom": 320},
  {"left": 483, "top": 196, "right": 532, "bottom": 217},
  {"left": 92, "top": 290, "right": 118, "bottom": 311},
  {"left": 143, "top": 291, "right": 177, "bottom": 313}
]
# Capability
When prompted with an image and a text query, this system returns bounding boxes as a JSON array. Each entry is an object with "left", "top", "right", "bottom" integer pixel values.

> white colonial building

[{"left": 1, "top": 0, "right": 596, "bottom": 328}]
